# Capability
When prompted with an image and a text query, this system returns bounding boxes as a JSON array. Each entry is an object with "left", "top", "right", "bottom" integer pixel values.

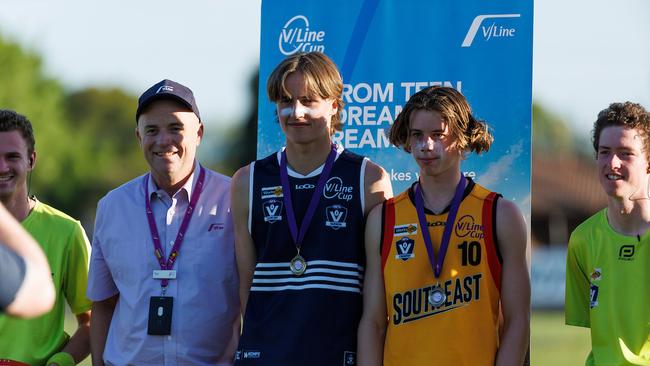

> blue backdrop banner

[{"left": 258, "top": 0, "right": 533, "bottom": 218}]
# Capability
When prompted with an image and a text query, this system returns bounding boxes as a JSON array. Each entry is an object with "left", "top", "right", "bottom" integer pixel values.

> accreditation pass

[{"left": 153, "top": 270, "right": 177, "bottom": 279}]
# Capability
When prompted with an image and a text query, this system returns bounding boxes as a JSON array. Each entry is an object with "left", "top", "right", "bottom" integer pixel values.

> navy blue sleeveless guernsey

[{"left": 236, "top": 146, "right": 366, "bottom": 366}]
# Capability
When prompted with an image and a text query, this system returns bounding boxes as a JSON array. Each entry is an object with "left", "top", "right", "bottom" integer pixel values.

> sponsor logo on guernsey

[
  {"left": 395, "top": 237, "right": 415, "bottom": 261},
  {"left": 261, "top": 185, "right": 283, "bottom": 199},
  {"left": 589, "top": 268, "right": 601, "bottom": 309},
  {"left": 618, "top": 245, "right": 635, "bottom": 261},
  {"left": 589, "top": 284, "right": 599, "bottom": 309},
  {"left": 343, "top": 351, "right": 356, "bottom": 366},
  {"left": 590, "top": 268, "right": 602, "bottom": 281},
  {"left": 392, "top": 273, "right": 482, "bottom": 325},
  {"left": 455, "top": 215, "right": 485, "bottom": 239},
  {"left": 325, "top": 205, "right": 348, "bottom": 230},
  {"left": 393, "top": 223, "right": 418, "bottom": 236},
  {"left": 278, "top": 15, "right": 326, "bottom": 56},
  {"left": 295, "top": 183, "right": 315, "bottom": 190},
  {"left": 235, "top": 350, "right": 261, "bottom": 360},
  {"left": 323, "top": 177, "right": 354, "bottom": 201},
  {"left": 263, "top": 199, "right": 283, "bottom": 223}
]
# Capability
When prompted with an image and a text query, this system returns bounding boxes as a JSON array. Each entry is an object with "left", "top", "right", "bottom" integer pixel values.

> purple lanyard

[
  {"left": 279, "top": 144, "right": 337, "bottom": 250},
  {"left": 414, "top": 173, "right": 466, "bottom": 279},
  {"left": 144, "top": 166, "right": 205, "bottom": 288}
]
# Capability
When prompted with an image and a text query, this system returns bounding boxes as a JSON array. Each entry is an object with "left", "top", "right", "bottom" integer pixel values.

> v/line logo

[
  {"left": 278, "top": 15, "right": 326, "bottom": 56},
  {"left": 461, "top": 14, "right": 521, "bottom": 47}
]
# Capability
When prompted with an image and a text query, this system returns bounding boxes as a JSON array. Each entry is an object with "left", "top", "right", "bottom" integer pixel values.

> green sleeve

[
  {"left": 64, "top": 221, "right": 92, "bottom": 315},
  {"left": 565, "top": 231, "right": 591, "bottom": 328}
]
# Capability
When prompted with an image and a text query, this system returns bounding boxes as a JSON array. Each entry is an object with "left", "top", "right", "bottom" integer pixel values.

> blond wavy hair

[{"left": 267, "top": 52, "right": 345, "bottom": 133}]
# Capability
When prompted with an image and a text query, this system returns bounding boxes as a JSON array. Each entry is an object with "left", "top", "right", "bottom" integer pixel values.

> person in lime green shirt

[
  {"left": 566, "top": 101, "right": 650, "bottom": 366},
  {"left": 0, "top": 109, "right": 92, "bottom": 366}
]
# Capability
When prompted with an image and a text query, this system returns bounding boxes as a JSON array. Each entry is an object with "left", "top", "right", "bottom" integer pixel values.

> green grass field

[
  {"left": 65, "top": 310, "right": 589, "bottom": 365},
  {"left": 531, "top": 311, "right": 591, "bottom": 365}
]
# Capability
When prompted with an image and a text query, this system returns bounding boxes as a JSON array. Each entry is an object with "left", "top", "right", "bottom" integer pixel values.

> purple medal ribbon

[
  {"left": 279, "top": 144, "right": 337, "bottom": 252},
  {"left": 144, "top": 166, "right": 205, "bottom": 289},
  {"left": 414, "top": 173, "right": 466, "bottom": 278}
]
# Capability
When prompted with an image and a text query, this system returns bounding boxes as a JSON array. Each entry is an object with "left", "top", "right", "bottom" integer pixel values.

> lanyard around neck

[
  {"left": 144, "top": 166, "right": 205, "bottom": 288},
  {"left": 414, "top": 173, "right": 466, "bottom": 278},
  {"left": 279, "top": 144, "right": 337, "bottom": 250}
]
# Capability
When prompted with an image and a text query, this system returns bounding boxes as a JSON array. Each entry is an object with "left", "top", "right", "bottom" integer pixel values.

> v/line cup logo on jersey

[
  {"left": 454, "top": 215, "right": 485, "bottom": 239},
  {"left": 461, "top": 14, "right": 521, "bottom": 47},
  {"left": 323, "top": 177, "right": 354, "bottom": 201},
  {"left": 278, "top": 15, "right": 326, "bottom": 55}
]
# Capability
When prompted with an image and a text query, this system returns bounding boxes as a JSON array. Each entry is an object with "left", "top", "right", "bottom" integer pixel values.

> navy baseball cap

[{"left": 135, "top": 79, "right": 201, "bottom": 123}]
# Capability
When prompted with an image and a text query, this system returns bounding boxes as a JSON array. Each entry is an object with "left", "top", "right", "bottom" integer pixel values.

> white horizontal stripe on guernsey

[
  {"left": 255, "top": 260, "right": 364, "bottom": 271},
  {"left": 253, "top": 275, "right": 361, "bottom": 285},
  {"left": 251, "top": 283, "right": 360, "bottom": 293},
  {"left": 254, "top": 267, "right": 363, "bottom": 278}
]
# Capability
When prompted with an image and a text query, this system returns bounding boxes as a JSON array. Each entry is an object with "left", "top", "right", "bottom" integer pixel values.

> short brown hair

[
  {"left": 0, "top": 109, "right": 35, "bottom": 156},
  {"left": 267, "top": 52, "right": 345, "bottom": 133},
  {"left": 592, "top": 102, "right": 650, "bottom": 158},
  {"left": 389, "top": 86, "right": 492, "bottom": 154}
]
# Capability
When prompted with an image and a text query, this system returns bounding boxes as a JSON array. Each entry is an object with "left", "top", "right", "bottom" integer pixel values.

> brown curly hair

[
  {"left": 592, "top": 102, "right": 650, "bottom": 158},
  {"left": 388, "top": 86, "right": 492, "bottom": 154},
  {"left": 267, "top": 52, "right": 345, "bottom": 134}
]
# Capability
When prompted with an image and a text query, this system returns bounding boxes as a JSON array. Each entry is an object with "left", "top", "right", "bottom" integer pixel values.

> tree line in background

[
  {"left": 1, "top": 34, "right": 592, "bottom": 240},
  {"left": 0, "top": 35, "right": 257, "bottom": 230}
]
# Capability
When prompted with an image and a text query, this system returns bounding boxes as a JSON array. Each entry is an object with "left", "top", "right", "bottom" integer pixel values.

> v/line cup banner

[{"left": 258, "top": 0, "right": 533, "bottom": 218}]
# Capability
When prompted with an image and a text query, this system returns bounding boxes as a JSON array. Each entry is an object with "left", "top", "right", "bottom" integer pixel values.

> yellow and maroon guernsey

[{"left": 381, "top": 179, "right": 502, "bottom": 366}]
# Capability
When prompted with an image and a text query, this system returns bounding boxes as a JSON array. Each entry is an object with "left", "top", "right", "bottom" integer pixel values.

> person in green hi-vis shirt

[
  {"left": 0, "top": 109, "right": 92, "bottom": 366},
  {"left": 566, "top": 101, "right": 650, "bottom": 366}
]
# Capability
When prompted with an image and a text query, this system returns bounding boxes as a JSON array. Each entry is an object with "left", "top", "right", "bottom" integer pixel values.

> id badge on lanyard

[{"left": 143, "top": 167, "right": 205, "bottom": 335}]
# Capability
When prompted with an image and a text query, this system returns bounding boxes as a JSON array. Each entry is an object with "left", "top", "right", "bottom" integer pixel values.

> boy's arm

[
  {"left": 357, "top": 204, "right": 388, "bottom": 366},
  {"left": 232, "top": 165, "right": 256, "bottom": 315},
  {"left": 494, "top": 198, "right": 530, "bottom": 366}
]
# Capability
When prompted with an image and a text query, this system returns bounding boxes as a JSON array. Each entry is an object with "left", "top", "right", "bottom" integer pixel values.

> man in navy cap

[{"left": 88, "top": 79, "right": 240, "bottom": 365}]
